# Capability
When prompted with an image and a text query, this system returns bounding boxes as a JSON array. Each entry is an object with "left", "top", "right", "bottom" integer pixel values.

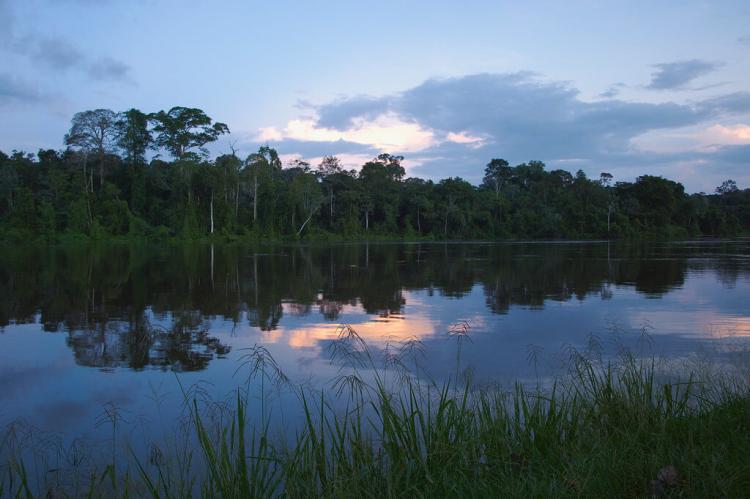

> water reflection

[
  {"left": 65, "top": 312, "right": 230, "bottom": 371},
  {"left": 0, "top": 241, "right": 748, "bottom": 371}
]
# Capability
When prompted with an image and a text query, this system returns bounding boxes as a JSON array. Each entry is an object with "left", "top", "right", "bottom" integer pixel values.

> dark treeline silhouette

[
  {"left": 1, "top": 107, "right": 749, "bottom": 241},
  {"left": 1, "top": 242, "right": 748, "bottom": 370}
]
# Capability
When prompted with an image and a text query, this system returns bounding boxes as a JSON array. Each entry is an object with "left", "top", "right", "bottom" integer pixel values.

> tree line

[{"left": 1, "top": 106, "right": 748, "bottom": 241}]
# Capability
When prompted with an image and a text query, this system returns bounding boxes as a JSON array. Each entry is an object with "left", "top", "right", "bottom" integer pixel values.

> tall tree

[
  {"left": 599, "top": 172, "right": 615, "bottom": 234},
  {"left": 115, "top": 109, "right": 153, "bottom": 164},
  {"left": 482, "top": 158, "right": 511, "bottom": 198},
  {"left": 244, "top": 146, "right": 281, "bottom": 224},
  {"left": 359, "top": 154, "right": 405, "bottom": 232},
  {"left": 317, "top": 155, "right": 342, "bottom": 224},
  {"left": 151, "top": 107, "right": 229, "bottom": 160},
  {"left": 216, "top": 153, "right": 243, "bottom": 223},
  {"left": 64, "top": 109, "right": 118, "bottom": 189},
  {"left": 716, "top": 179, "right": 739, "bottom": 195}
]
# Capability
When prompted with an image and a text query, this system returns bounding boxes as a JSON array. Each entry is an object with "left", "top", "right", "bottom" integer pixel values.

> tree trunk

[
  {"left": 82, "top": 154, "right": 88, "bottom": 193},
  {"left": 253, "top": 170, "right": 258, "bottom": 223},
  {"left": 329, "top": 188, "right": 334, "bottom": 224},
  {"left": 297, "top": 210, "right": 315, "bottom": 235},
  {"left": 417, "top": 206, "right": 421, "bottom": 233},
  {"left": 99, "top": 153, "right": 104, "bottom": 189},
  {"left": 365, "top": 209, "right": 369, "bottom": 231},
  {"left": 210, "top": 191, "right": 215, "bottom": 234},
  {"left": 84, "top": 153, "right": 92, "bottom": 227}
]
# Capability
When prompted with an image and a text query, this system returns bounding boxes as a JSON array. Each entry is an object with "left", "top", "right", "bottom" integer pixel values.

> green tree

[
  {"left": 64, "top": 109, "right": 118, "bottom": 189},
  {"left": 482, "top": 158, "right": 511, "bottom": 198},
  {"left": 244, "top": 146, "right": 281, "bottom": 226},
  {"left": 151, "top": 107, "right": 229, "bottom": 160},
  {"left": 116, "top": 108, "right": 153, "bottom": 164},
  {"left": 317, "top": 155, "right": 343, "bottom": 226}
]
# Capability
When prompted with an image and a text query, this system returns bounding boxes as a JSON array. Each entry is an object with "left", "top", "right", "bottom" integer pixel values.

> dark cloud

[
  {"left": 702, "top": 143, "right": 750, "bottom": 165},
  {"left": 646, "top": 59, "right": 722, "bottom": 90},
  {"left": 316, "top": 95, "right": 391, "bottom": 129},
  {"left": 0, "top": 0, "right": 12, "bottom": 42},
  {"left": 302, "top": 73, "right": 750, "bottom": 191},
  {"left": 697, "top": 92, "right": 750, "bottom": 115},
  {"left": 10, "top": 33, "right": 132, "bottom": 81},
  {"left": 319, "top": 73, "right": 708, "bottom": 160},
  {"left": 88, "top": 57, "right": 131, "bottom": 81},
  {"left": 313, "top": 73, "right": 749, "bottom": 160},
  {"left": 599, "top": 83, "right": 625, "bottom": 98},
  {"left": 13, "top": 33, "right": 132, "bottom": 81},
  {"left": 29, "top": 36, "right": 84, "bottom": 71},
  {"left": 0, "top": 72, "right": 43, "bottom": 105},
  {"left": 0, "top": 0, "right": 130, "bottom": 82}
]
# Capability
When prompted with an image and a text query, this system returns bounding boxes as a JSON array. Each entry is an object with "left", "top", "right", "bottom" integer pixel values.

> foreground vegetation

[
  {"left": 2, "top": 107, "right": 749, "bottom": 243},
  {"left": 2, "top": 327, "right": 749, "bottom": 498}
]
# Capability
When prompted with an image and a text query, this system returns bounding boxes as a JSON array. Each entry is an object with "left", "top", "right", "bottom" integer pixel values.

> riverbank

[
  {"left": 2, "top": 340, "right": 749, "bottom": 498},
  {"left": 4, "top": 228, "right": 749, "bottom": 248}
]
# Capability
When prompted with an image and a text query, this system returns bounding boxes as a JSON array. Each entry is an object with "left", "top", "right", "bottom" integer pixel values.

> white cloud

[
  {"left": 632, "top": 123, "right": 750, "bottom": 154},
  {"left": 446, "top": 131, "right": 486, "bottom": 149},
  {"left": 706, "top": 124, "right": 750, "bottom": 143},
  {"left": 256, "top": 126, "right": 284, "bottom": 142},
  {"left": 256, "top": 112, "right": 438, "bottom": 153}
]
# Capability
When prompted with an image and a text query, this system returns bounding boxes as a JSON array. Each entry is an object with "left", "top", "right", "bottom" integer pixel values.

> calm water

[{"left": 1, "top": 240, "right": 750, "bottom": 442}]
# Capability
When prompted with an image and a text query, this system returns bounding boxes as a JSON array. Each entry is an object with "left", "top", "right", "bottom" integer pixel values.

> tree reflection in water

[
  {"left": 66, "top": 311, "right": 230, "bottom": 371},
  {"left": 0, "top": 240, "right": 747, "bottom": 371}
]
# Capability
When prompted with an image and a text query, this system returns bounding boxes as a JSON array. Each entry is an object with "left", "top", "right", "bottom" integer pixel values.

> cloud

[
  {"left": 246, "top": 137, "right": 378, "bottom": 159},
  {"left": 308, "top": 73, "right": 750, "bottom": 161},
  {"left": 88, "top": 57, "right": 131, "bottom": 81},
  {"left": 0, "top": 0, "right": 130, "bottom": 82},
  {"left": 255, "top": 113, "right": 438, "bottom": 153},
  {"left": 0, "top": 0, "right": 13, "bottom": 43},
  {"left": 346, "top": 73, "right": 715, "bottom": 159},
  {"left": 446, "top": 131, "right": 486, "bottom": 149},
  {"left": 646, "top": 59, "right": 722, "bottom": 90},
  {"left": 698, "top": 92, "right": 750, "bottom": 115},
  {"left": 739, "top": 35, "right": 750, "bottom": 46},
  {"left": 707, "top": 124, "right": 750, "bottom": 143},
  {"left": 316, "top": 96, "right": 390, "bottom": 129},
  {"left": 632, "top": 122, "right": 750, "bottom": 154},
  {"left": 28, "top": 36, "right": 83, "bottom": 71},
  {"left": 599, "top": 82, "right": 625, "bottom": 98},
  {"left": 704, "top": 143, "right": 750, "bottom": 165},
  {"left": 0, "top": 72, "right": 44, "bottom": 105},
  {"left": 250, "top": 72, "right": 750, "bottom": 191}
]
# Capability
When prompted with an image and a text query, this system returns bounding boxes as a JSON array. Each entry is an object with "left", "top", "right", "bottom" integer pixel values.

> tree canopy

[{"left": 1, "top": 107, "right": 748, "bottom": 242}]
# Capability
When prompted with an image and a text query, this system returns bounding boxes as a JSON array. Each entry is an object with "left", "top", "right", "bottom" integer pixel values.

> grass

[{"left": 2, "top": 326, "right": 750, "bottom": 498}]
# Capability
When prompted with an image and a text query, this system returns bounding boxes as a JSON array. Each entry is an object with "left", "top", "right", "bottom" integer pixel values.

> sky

[{"left": 0, "top": 0, "right": 748, "bottom": 193}]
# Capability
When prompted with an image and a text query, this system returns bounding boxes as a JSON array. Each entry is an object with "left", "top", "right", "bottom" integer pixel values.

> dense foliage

[{"left": 1, "top": 107, "right": 748, "bottom": 241}]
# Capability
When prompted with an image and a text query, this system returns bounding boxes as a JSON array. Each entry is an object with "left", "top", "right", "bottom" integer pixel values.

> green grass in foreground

[{"left": 2, "top": 329, "right": 750, "bottom": 498}]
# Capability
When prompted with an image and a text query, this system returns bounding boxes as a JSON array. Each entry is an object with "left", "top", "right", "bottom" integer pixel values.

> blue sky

[{"left": 1, "top": 0, "right": 748, "bottom": 192}]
